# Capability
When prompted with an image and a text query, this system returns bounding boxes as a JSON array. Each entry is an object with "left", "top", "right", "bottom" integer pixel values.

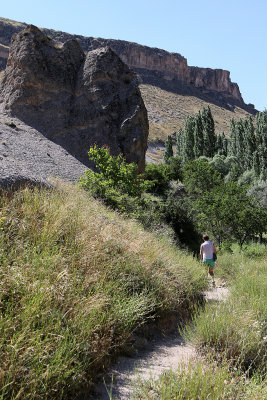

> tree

[
  {"left": 182, "top": 159, "right": 222, "bottom": 196},
  {"left": 183, "top": 116, "right": 195, "bottom": 162},
  {"left": 145, "top": 162, "right": 171, "bottom": 194},
  {"left": 194, "top": 182, "right": 267, "bottom": 247},
  {"left": 229, "top": 118, "right": 237, "bottom": 157},
  {"left": 194, "top": 111, "right": 204, "bottom": 158},
  {"left": 255, "top": 112, "right": 267, "bottom": 179},
  {"left": 202, "top": 106, "right": 216, "bottom": 158},
  {"left": 80, "top": 145, "right": 152, "bottom": 198},
  {"left": 244, "top": 116, "right": 256, "bottom": 170},
  {"left": 176, "top": 128, "right": 184, "bottom": 158},
  {"left": 222, "top": 132, "right": 228, "bottom": 156},
  {"left": 209, "top": 154, "right": 228, "bottom": 177},
  {"left": 216, "top": 134, "right": 223, "bottom": 155},
  {"left": 164, "top": 135, "right": 174, "bottom": 164},
  {"left": 235, "top": 120, "right": 246, "bottom": 173}
]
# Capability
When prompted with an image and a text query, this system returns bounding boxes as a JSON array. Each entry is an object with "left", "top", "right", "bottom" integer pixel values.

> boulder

[{"left": 0, "top": 25, "right": 148, "bottom": 173}]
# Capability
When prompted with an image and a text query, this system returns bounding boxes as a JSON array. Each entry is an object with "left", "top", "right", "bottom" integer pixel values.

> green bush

[
  {"left": 80, "top": 145, "right": 152, "bottom": 197},
  {"left": 182, "top": 159, "right": 222, "bottom": 195},
  {"left": 238, "top": 169, "right": 257, "bottom": 186}
]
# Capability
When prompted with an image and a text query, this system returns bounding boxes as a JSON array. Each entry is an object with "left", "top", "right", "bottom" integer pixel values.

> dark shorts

[{"left": 203, "top": 258, "right": 215, "bottom": 268}]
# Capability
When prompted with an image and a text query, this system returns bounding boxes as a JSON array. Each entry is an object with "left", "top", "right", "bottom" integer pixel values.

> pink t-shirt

[{"left": 202, "top": 241, "right": 213, "bottom": 260}]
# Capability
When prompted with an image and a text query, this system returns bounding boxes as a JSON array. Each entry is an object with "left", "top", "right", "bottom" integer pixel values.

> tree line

[{"left": 165, "top": 107, "right": 267, "bottom": 182}]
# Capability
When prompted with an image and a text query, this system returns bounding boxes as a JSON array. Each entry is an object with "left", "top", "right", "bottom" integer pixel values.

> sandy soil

[{"left": 94, "top": 282, "right": 229, "bottom": 400}]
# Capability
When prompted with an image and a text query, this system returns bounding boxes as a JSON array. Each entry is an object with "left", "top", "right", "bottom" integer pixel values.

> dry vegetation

[
  {"left": 140, "top": 84, "right": 254, "bottom": 143},
  {"left": 0, "top": 183, "right": 206, "bottom": 399},
  {"left": 133, "top": 245, "right": 267, "bottom": 399}
]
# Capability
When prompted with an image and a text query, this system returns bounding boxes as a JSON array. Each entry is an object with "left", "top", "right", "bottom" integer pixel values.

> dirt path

[{"left": 94, "top": 282, "right": 229, "bottom": 400}]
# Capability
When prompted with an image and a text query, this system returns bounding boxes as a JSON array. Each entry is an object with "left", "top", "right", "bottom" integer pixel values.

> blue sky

[{"left": 1, "top": 0, "right": 266, "bottom": 110}]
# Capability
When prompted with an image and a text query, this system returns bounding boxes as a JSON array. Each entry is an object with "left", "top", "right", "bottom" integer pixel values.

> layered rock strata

[
  {"left": 0, "top": 25, "right": 148, "bottom": 173},
  {"left": 0, "top": 17, "right": 255, "bottom": 112}
]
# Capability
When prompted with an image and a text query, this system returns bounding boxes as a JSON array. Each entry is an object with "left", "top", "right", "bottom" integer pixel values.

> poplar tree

[
  {"left": 256, "top": 111, "right": 267, "bottom": 178},
  {"left": 229, "top": 118, "right": 237, "bottom": 157},
  {"left": 202, "top": 106, "right": 216, "bottom": 158},
  {"left": 235, "top": 120, "right": 246, "bottom": 173},
  {"left": 183, "top": 116, "right": 195, "bottom": 162},
  {"left": 164, "top": 135, "right": 173, "bottom": 164},
  {"left": 222, "top": 132, "right": 228, "bottom": 156},
  {"left": 216, "top": 134, "right": 223, "bottom": 155},
  {"left": 194, "top": 111, "right": 204, "bottom": 158},
  {"left": 176, "top": 128, "right": 184, "bottom": 158},
  {"left": 244, "top": 116, "right": 256, "bottom": 170}
]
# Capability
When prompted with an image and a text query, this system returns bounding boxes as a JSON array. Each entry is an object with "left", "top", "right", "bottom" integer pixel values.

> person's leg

[
  {"left": 209, "top": 267, "right": 215, "bottom": 285},
  {"left": 209, "top": 267, "right": 214, "bottom": 277}
]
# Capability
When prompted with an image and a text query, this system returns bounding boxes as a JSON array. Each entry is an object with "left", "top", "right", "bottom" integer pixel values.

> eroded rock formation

[
  {"left": 0, "top": 17, "right": 255, "bottom": 113},
  {"left": 0, "top": 25, "right": 148, "bottom": 172}
]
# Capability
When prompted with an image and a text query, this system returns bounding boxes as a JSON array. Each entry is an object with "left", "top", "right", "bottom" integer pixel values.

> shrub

[
  {"left": 182, "top": 159, "right": 222, "bottom": 195},
  {"left": 238, "top": 169, "right": 257, "bottom": 186}
]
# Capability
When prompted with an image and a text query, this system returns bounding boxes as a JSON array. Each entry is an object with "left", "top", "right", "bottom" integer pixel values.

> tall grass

[
  {"left": 188, "top": 248, "right": 267, "bottom": 377},
  {"left": 0, "top": 184, "right": 206, "bottom": 399},
  {"left": 133, "top": 245, "right": 267, "bottom": 399},
  {"left": 132, "top": 359, "right": 267, "bottom": 400}
]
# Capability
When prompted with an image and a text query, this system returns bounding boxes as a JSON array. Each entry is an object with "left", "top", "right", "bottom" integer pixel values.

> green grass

[
  {"left": 132, "top": 245, "right": 267, "bottom": 399},
  {"left": 188, "top": 247, "right": 267, "bottom": 377},
  {"left": 132, "top": 359, "right": 267, "bottom": 400},
  {"left": 0, "top": 184, "right": 207, "bottom": 399}
]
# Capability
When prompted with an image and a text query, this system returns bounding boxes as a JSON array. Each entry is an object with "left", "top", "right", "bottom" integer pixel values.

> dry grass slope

[
  {"left": 0, "top": 183, "right": 206, "bottom": 399},
  {"left": 140, "top": 84, "right": 254, "bottom": 143}
]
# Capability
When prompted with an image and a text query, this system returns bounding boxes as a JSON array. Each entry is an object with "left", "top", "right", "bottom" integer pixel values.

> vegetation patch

[{"left": 0, "top": 184, "right": 206, "bottom": 399}]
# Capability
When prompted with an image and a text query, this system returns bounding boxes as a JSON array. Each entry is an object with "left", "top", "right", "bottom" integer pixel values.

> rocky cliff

[
  {"left": 0, "top": 17, "right": 255, "bottom": 114},
  {"left": 0, "top": 25, "right": 148, "bottom": 177}
]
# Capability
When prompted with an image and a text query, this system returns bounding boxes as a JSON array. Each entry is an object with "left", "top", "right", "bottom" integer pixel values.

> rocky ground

[{"left": 0, "top": 117, "right": 88, "bottom": 187}]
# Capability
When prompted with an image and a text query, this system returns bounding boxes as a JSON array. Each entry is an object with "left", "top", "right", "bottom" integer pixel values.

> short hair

[{"left": 203, "top": 234, "right": 209, "bottom": 241}]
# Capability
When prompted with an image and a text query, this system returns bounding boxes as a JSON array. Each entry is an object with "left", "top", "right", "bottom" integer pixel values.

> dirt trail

[{"left": 94, "top": 282, "right": 229, "bottom": 400}]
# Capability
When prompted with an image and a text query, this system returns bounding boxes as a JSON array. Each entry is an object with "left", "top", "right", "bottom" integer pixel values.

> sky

[{"left": 1, "top": 0, "right": 266, "bottom": 111}]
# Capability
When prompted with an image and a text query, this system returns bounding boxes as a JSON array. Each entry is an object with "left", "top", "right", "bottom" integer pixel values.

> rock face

[
  {"left": 0, "top": 25, "right": 148, "bottom": 172},
  {"left": 86, "top": 40, "right": 243, "bottom": 102},
  {"left": 0, "top": 17, "right": 256, "bottom": 113}
]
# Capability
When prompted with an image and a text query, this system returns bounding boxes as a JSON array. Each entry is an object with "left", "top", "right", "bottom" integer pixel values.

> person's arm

[
  {"left": 200, "top": 244, "right": 203, "bottom": 260},
  {"left": 213, "top": 243, "right": 217, "bottom": 254}
]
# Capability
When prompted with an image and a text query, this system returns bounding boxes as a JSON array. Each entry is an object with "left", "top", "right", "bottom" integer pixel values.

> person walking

[{"left": 200, "top": 234, "right": 217, "bottom": 286}]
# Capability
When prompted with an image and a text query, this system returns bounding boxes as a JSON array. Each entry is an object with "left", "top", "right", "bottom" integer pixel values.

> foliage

[
  {"left": 80, "top": 145, "right": 152, "bottom": 197},
  {"left": 145, "top": 157, "right": 182, "bottom": 194},
  {"left": 164, "top": 193, "right": 201, "bottom": 254},
  {"left": 194, "top": 182, "right": 267, "bottom": 247},
  {"left": 209, "top": 154, "right": 228, "bottom": 177},
  {"left": 164, "top": 134, "right": 174, "bottom": 163},
  {"left": 202, "top": 106, "right": 216, "bottom": 158},
  {"left": 247, "top": 180, "right": 267, "bottom": 210},
  {"left": 144, "top": 162, "right": 171, "bottom": 194},
  {"left": 182, "top": 159, "right": 222, "bottom": 195},
  {"left": 238, "top": 169, "right": 257, "bottom": 186},
  {"left": 167, "top": 156, "right": 183, "bottom": 181}
]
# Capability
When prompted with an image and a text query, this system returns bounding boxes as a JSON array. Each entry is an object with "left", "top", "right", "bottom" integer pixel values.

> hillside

[
  {"left": 140, "top": 84, "right": 254, "bottom": 143},
  {"left": 0, "top": 17, "right": 257, "bottom": 147},
  {"left": 0, "top": 183, "right": 206, "bottom": 399}
]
